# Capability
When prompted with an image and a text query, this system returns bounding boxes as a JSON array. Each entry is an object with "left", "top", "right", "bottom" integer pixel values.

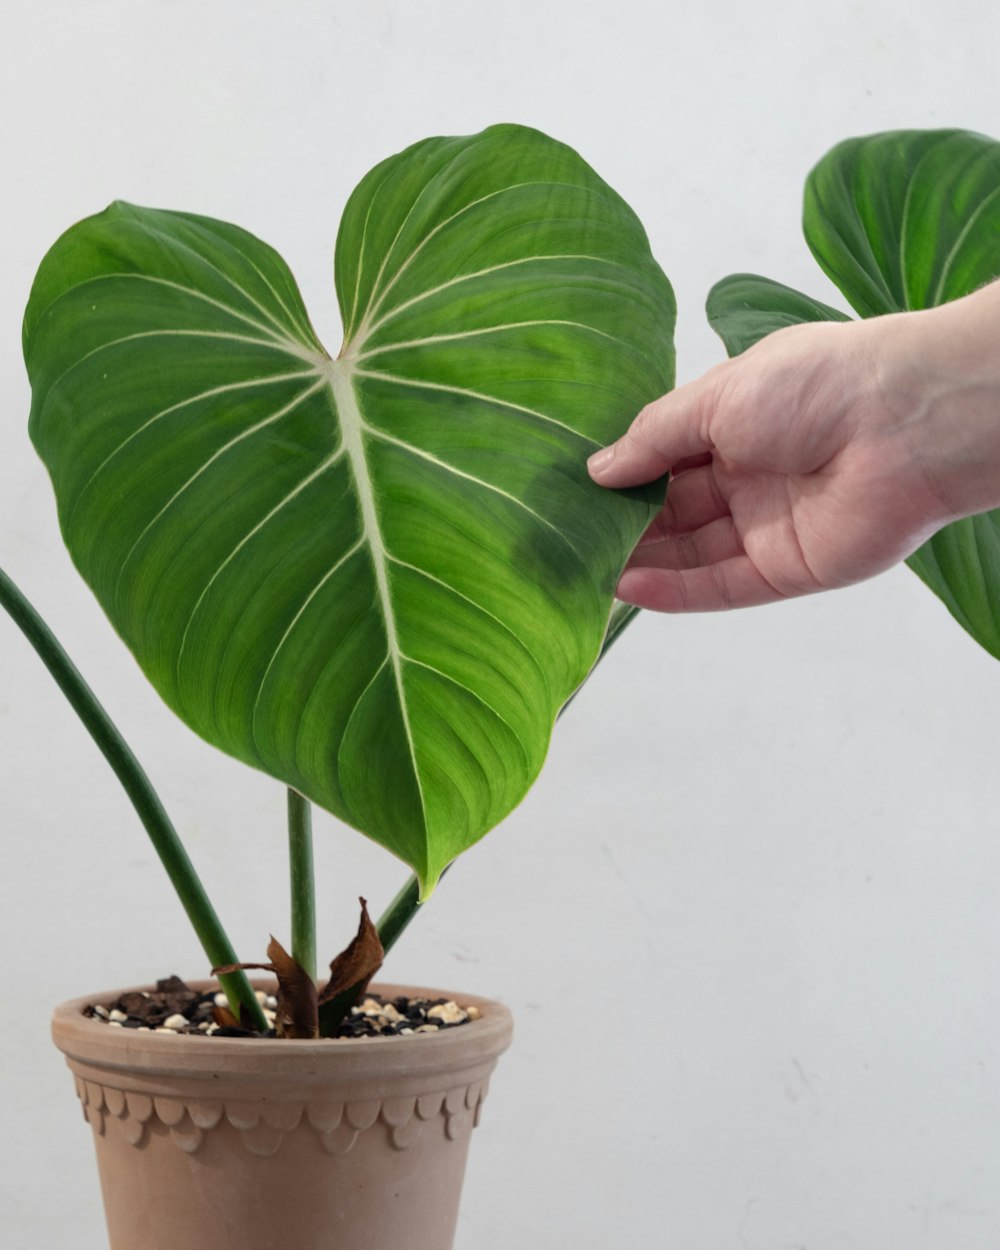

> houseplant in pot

[
  {"left": 6, "top": 123, "right": 676, "bottom": 1248},
  {"left": 706, "top": 127, "right": 1000, "bottom": 656}
]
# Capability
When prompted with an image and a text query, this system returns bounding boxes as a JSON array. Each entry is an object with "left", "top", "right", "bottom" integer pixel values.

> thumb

[{"left": 588, "top": 381, "right": 714, "bottom": 488}]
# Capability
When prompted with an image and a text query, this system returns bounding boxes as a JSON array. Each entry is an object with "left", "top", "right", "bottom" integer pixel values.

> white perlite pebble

[
  {"left": 109, "top": 1009, "right": 127, "bottom": 1023},
  {"left": 465, "top": 1005, "right": 481, "bottom": 1020},
  {"left": 265, "top": 995, "right": 278, "bottom": 1009},
  {"left": 427, "top": 1001, "right": 468, "bottom": 1025},
  {"left": 214, "top": 992, "right": 227, "bottom": 1008},
  {"left": 352, "top": 999, "right": 405, "bottom": 1023},
  {"left": 162, "top": 1013, "right": 189, "bottom": 1031},
  {"left": 92, "top": 1005, "right": 110, "bottom": 1020}
]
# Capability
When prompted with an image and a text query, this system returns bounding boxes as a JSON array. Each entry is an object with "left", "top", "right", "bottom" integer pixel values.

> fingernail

[{"left": 587, "top": 446, "right": 614, "bottom": 477}]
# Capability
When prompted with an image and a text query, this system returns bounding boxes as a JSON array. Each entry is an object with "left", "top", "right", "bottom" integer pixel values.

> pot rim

[{"left": 52, "top": 979, "right": 513, "bottom": 1083}]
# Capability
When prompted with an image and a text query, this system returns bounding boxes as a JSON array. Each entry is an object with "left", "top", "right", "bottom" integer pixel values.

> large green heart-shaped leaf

[
  {"left": 24, "top": 124, "right": 674, "bottom": 893},
  {"left": 708, "top": 129, "right": 1000, "bottom": 659}
]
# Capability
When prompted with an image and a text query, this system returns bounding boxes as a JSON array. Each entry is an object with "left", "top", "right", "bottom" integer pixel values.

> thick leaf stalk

[
  {"left": 0, "top": 566, "right": 267, "bottom": 1031},
  {"left": 287, "top": 788, "right": 317, "bottom": 982}
]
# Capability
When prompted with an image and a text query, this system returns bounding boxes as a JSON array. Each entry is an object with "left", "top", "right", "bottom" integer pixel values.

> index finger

[{"left": 587, "top": 373, "right": 717, "bottom": 488}]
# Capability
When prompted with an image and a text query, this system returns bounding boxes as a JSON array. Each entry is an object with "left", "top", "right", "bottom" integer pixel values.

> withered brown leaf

[
  {"left": 213, "top": 936, "right": 319, "bottom": 1039},
  {"left": 317, "top": 898, "right": 385, "bottom": 1035}
]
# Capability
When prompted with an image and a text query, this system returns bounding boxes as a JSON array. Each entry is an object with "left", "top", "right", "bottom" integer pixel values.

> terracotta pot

[{"left": 52, "top": 981, "right": 513, "bottom": 1250}]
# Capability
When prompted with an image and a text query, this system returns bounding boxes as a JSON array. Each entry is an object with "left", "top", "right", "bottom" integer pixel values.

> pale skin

[{"left": 587, "top": 281, "right": 1000, "bottom": 612}]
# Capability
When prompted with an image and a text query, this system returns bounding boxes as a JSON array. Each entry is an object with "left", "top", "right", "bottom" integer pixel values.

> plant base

[{"left": 52, "top": 981, "right": 513, "bottom": 1250}]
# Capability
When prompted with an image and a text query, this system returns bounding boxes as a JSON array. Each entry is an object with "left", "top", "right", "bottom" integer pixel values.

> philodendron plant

[
  {"left": 4, "top": 124, "right": 675, "bottom": 1034},
  {"left": 708, "top": 128, "right": 1000, "bottom": 658}
]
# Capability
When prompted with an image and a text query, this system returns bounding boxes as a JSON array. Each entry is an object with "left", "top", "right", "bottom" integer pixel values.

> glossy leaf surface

[
  {"left": 708, "top": 129, "right": 1000, "bottom": 659},
  {"left": 24, "top": 125, "right": 675, "bottom": 892},
  {"left": 707, "top": 274, "right": 849, "bottom": 355}
]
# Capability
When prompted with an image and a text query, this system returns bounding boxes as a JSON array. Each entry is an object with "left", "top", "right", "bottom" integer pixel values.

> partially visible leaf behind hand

[
  {"left": 708, "top": 129, "right": 1000, "bottom": 659},
  {"left": 23, "top": 125, "right": 675, "bottom": 893}
]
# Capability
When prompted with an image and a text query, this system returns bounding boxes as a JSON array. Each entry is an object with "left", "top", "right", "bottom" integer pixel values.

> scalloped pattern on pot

[{"left": 74, "top": 1074, "right": 491, "bottom": 1157}]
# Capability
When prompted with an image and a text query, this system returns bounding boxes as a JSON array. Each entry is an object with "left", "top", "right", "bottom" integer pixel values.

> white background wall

[{"left": 2, "top": 2, "right": 999, "bottom": 1246}]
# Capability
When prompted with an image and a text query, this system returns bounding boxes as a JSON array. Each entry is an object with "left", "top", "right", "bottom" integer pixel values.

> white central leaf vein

[
  {"left": 175, "top": 444, "right": 348, "bottom": 683},
  {"left": 327, "top": 361, "right": 427, "bottom": 818},
  {"left": 354, "top": 368, "right": 601, "bottom": 449},
  {"left": 113, "top": 376, "right": 327, "bottom": 595}
]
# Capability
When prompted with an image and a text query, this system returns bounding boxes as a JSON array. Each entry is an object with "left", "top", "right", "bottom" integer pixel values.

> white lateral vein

[
  {"left": 83, "top": 270, "right": 300, "bottom": 349},
  {"left": 353, "top": 367, "right": 601, "bottom": 449},
  {"left": 175, "top": 445, "right": 347, "bottom": 680},
  {"left": 364, "top": 425, "right": 586, "bottom": 564},
  {"left": 362, "top": 253, "right": 613, "bottom": 339},
  {"left": 385, "top": 553, "right": 548, "bottom": 677},
  {"left": 130, "top": 214, "right": 316, "bottom": 347},
  {"left": 45, "top": 328, "right": 322, "bottom": 403},
  {"left": 250, "top": 535, "right": 367, "bottom": 733},
  {"left": 356, "top": 318, "right": 625, "bottom": 361},
  {"left": 68, "top": 368, "right": 319, "bottom": 525},
  {"left": 400, "top": 654, "right": 528, "bottom": 764},
  {"left": 932, "top": 182, "right": 1000, "bottom": 304},
  {"left": 113, "top": 376, "right": 327, "bottom": 594},
  {"left": 333, "top": 655, "right": 391, "bottom": 774},
  {"left": 357, "top": 180, "right": 571, "bottom": 336}
]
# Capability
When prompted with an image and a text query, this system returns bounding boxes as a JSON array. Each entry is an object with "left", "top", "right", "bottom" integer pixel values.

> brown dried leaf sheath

[
  {"left": 319, "top": 899, "right": 384, "bottom": 1004},
  {"left": 213, "top": 935, "right": 319, "bottom": 1039},
  {"left": 213, "top": 902, "right": 384, "bottom": 1039},
  {"left": 316, "top": 899, "right": 385, "bottom": 1035}
]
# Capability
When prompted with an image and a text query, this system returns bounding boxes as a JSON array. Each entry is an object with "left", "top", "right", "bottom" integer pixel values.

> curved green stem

[
  {"left": 377, "top": 872, "right": 428, "bottom": 957},
  {"left": 0, "top": 566, "right": 268, "bottom": 1032},
  {"left": 287, "top": 788, "right": 316, "bottom": 981}
]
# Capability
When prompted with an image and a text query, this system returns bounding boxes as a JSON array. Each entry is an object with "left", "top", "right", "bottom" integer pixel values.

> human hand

[{"left": 588, "top": 290, "right": 1000, "bottom": 612}]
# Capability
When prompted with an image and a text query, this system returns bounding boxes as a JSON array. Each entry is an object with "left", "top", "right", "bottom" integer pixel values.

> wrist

[{"left": 874, "top": 282, "right": 1000, "bottom": 523}]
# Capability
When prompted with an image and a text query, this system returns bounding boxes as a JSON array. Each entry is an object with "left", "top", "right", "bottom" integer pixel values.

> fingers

[
  {"left": 587, "top": 377, "right": 716, "bottom": 488},
  {"left": 630, "top": 515, "right": 743, "bottom": 571},
  {"left": 642, "top": 464, "right": 728, "bottom": 541},
  {"left": 616, "top": 559, "right": 786, "bottom": 613}
]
